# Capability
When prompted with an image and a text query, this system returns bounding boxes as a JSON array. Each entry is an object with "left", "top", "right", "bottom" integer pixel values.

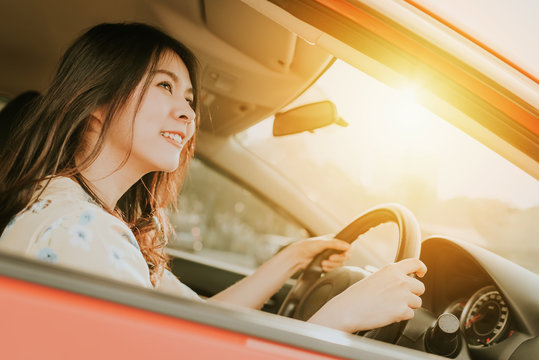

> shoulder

[
  {"left": 0, "top": 193, "right": 93, "bottom": 249},
  {"left": 2, "top": 177, "right": 116, "bottom": 239},
  {"left": 0, "top": 181, "right": 151, "bottom": 288},
  {"left": 2, "top": 191, "right": 133, "bottom": 247}
]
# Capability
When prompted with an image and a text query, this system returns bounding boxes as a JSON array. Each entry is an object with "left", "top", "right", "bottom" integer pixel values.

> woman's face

[{"left": 105, "top": 51, "right": 196, "bottom": 175}]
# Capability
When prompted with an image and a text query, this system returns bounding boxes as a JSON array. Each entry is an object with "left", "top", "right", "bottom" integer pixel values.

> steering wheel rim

[{"left": 278, "top": 203, "right": 421, "bottom": 342}]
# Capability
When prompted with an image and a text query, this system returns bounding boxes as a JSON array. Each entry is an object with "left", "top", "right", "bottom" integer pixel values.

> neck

[
  {"left": 78, "top": 150, "right": 145, "bottom": 210},
  {"left": 81, "top": 169, "right": 138, "bottom": 209}
]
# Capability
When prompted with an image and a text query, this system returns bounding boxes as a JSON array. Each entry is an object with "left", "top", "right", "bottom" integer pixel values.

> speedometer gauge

[{"left": 461, "top": 286, "right": 510, "bottom": 347}]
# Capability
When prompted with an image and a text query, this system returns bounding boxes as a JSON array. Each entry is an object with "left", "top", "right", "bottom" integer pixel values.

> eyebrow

[{"left": 153, "top": 69, "right": 193, "bottom": 94}]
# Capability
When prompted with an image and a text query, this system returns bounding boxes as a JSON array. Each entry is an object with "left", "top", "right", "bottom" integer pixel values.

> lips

[{"left": 160, "top": 131, "right": 186, "bottom": 148}]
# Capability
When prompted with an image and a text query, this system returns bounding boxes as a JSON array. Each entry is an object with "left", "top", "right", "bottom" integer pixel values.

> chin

[
  {"left": 154, "top": 163, "right": 180, "bottom": 173},
  {"left": 157, "top": 159, "right": 181, "bottom": 173},
  {"left": 144, "top": 155, "right": 181, "bottom": 173}
]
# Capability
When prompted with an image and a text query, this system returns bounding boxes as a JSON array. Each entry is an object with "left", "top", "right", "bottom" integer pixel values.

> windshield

[{"left": 236, "top": 60, "right": 539, "bottom": 274}]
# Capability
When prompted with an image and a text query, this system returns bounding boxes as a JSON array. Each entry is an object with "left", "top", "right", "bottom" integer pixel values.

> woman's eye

[
  {"left": 158, "top": 81, "right": 173, "bottom": 93},
  {"left": 186, "top": 98, "right": 194, "bottom": 107}
]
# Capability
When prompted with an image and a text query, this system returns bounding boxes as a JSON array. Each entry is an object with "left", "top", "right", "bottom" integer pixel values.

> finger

[
  {"left": 326, "top": 252, "right": 350, "bottom": 266},
  {"left": 395, "top": 258, "right": 427, "bottom": 278},
  {"left": 408, "top": 294, "right": 422, "bottom": 309},
  {"left": 397, "top": 307, "right": 415, "bottom": 322},
  {"left": 408, "top": 277, "right": 426, "bottom": 296},
  {"left": 329, "top": 252, "right": 350, "bottom": 262},
  {"left": 321, "top": 260, "right": 338, "bottom": 272},
  {"left": 321, "top": 260, "right": 342, "bottom": 271},
  {"left": 323, "top": 260, "right": 338, "bottom": 270},
  {"left": 321, "top": 260, "right": 333, "bottom": 271}
]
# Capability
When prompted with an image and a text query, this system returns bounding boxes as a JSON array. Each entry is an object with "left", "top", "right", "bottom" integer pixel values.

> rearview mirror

[{"left": 273, "top": 100, "right": 348, "bottom": 136}]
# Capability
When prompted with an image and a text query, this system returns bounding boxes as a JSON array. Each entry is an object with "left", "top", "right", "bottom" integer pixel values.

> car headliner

[{"left": 0, "top": 0, "right": 333, "bottom": 135}]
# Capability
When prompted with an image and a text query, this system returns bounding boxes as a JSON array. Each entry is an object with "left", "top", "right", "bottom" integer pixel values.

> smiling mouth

[{"left": 160, "top": 131, "right": 184, "bottom": 148}]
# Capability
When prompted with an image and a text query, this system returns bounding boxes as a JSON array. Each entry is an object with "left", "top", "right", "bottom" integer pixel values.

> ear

[
  {"left": 87, "top": 107, "right": 107, "bottom": 136},
  {"left": 91, "top": 106, "right": 106, "bottom": 125}
]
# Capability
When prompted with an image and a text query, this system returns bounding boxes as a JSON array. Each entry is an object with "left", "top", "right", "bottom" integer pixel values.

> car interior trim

[{"left": 0, "top": 252, "right": 437, "bottom": 360}]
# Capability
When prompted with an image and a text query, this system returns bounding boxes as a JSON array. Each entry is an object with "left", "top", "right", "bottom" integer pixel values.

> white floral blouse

[{"left": 0, "top": 177, "right": 200, "bottom": 300}]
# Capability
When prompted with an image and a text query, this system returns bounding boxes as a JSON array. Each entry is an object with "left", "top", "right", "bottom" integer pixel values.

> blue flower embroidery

[
  {"left": 68, "top": 224, "right": 93, "bottom": 250},
  {"left": 37, "top": 247, "right": 58, "bottom": 263},
  {"left": 78, "top": 210, "right": 95, "bottom": 226},
  {"left": 109, "top": 247, "right": 125, "bottom": 269}
]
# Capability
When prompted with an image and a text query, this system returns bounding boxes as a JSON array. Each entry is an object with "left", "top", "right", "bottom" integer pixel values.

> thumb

[{"left": 319, "top": 238, "right": 350, "bottom": 252}]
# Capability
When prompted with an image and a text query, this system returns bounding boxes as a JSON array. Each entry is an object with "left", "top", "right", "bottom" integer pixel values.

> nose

[{"left": 175, "top": 100, "right": 196, "bottom": 124}]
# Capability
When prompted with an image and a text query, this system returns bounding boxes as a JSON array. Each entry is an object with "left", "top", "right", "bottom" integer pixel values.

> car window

[
  {"left": 236, "top": 59, "right": 539, "bottom": 274},
  {"left": 167, "top": 158, "right": 309, "bottom": 269}
]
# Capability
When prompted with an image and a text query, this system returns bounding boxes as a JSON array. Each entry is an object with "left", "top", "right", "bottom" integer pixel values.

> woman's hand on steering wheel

[
  {"left": 285, "top": 235, "right": 351, "bottom": 273},
  {"left": 308, "top": 258, "right": 427, "bottom": 333}
]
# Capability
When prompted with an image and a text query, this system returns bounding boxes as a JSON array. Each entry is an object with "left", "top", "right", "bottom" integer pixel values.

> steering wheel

[{"left": 278, "top": 203, "right": 421, "bottom": 343}]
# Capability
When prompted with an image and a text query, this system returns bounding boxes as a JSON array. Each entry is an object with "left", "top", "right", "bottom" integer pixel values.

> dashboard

[{"left": 413, "top": 236, "right": 539, "bottom": 359}]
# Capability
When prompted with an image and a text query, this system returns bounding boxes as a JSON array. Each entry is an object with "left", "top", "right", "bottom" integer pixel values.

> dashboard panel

[{"left": 415, "top": 237, "right": 539, "bottom": 359}]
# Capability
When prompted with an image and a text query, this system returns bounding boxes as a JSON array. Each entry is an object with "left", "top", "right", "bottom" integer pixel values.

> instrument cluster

[{"left": 444, "top": 285, "right": 513, "bottom": 349}]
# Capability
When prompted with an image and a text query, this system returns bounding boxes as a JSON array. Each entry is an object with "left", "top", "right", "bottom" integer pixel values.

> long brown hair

[{"left": 0, "top": 23, "right": 201, "bottom": 284}]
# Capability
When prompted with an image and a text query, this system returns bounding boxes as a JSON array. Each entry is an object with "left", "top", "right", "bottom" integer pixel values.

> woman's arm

[{"left": 209, "top": 236, "right": 350, "bottom": 309}]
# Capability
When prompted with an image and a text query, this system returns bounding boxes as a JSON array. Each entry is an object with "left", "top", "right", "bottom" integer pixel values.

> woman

[{"left": 0, "top": 23, "right": 426, "bottom": 332}]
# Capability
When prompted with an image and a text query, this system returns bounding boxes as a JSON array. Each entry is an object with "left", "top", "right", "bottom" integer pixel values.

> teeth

[{"left": 161, "top": 131, "right": 184, "bottom": 145}]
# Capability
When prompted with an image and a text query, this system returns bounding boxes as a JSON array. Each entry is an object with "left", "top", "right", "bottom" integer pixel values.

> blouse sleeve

[
  {"left": 26, "top": 206, "right": 154, "bottom": 289},
  {"left": 156, "top": 269, "right": 203, "bottom": 301}
]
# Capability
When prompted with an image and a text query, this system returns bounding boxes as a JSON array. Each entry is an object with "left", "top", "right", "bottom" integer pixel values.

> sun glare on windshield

[
  {"left": 237, "top": 59, "right": 539, "bottom": 273},
  {"left": 242, "top": 60, "right": 539, "bottom": 210}
]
